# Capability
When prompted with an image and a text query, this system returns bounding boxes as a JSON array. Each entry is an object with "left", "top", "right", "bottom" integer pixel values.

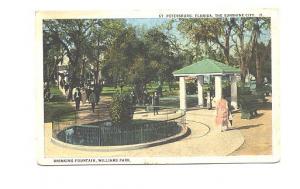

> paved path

[
  {"left": 44, "top": 104, "right": 245, "bottom": 157},
  {"left": 71, "top": 96, "right": 111, "bottom": 124},
  {"left": 230, "top": 96, "right": 273, "bottom": 155}
]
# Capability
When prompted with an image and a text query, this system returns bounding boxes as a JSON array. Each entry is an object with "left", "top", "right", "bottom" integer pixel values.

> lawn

[
  {"left": 44, "top": 82, "right": 198, "bottom": 122},
  {"left": 101, "top": 82, "right": 179, "bottom": 96},
  {"left": 44, "top": 86, "right": 75, "bottom": 123}
]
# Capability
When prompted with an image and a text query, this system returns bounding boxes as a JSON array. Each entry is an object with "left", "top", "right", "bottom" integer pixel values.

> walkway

[
  {"left": 230, "top": 96, "right": 273, "bottom": 155},
  {"left": 44, "top": 102, "right": 245, "bottom": 157},
  {"left": 67, "top": 96, "right": 112, "bottom": 125}
]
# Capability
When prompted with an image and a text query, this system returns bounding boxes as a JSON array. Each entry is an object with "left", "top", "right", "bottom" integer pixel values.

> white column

[
  {"left": 58, "top": 72, "right": 65, "bottom": 95},
  {"left": 179, "top": 77, "right": 187, "bottom": 110},
  {"left": 197, "top": 75, "right": 204, "bottom": 106},
  {"left": 58, "top": 73, "right": 62, "bottom": 89},
  {"left": 215, "top": 75, "right": 222, "bottom": 101},
  {"left": 231, "top": 75, "right": 238, "bottom": 109}
]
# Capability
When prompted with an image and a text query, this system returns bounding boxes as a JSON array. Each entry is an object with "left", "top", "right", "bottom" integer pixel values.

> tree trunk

[
  {"left": 224, "top": 19, "right": 233, "bottom": 64},
  {"left": 134, "top": 81, "right": 144, "bottom": 105},
  {"left": 224, "top": 47, "right": 230, "bottom": 65},
  {"left": 224, "top": 35, "right": 230, "bottom": 64},
  {"left": 255, "top": 46, "right": 262, "bottom": 85},
  {"left": 240, "top": 61, "right": 246, "bottom": 81},
  {"left": 196, "top": 41, "right": 200, "bottom": 59},
  {"left": 67, "top": 52, "right": 80, "bottom": 100},
  {"left": 239, "top": 40, "right": 248, "bottom": 80},
  {"left": 168, "top": 80, "right": 172, "bottom": 92},
  {"left": 253, "top": 18, "right": 262, "bottom": 86}
]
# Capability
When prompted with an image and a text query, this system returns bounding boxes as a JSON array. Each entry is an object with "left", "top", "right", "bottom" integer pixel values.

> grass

[
  {"left": 100, "top": 82, "right": 197, "bottom": 108},
  {"left": 101, "top": 82, "right": 179, "bottom": 97},
  {"left": 44, "top": 81, "right": 199, "bottom": 122},
  {"left": 160, "top": 95, "right": 198, "bottom": 107},
  {"left": 101, "top": 86, "right": 133, "bottom": 96},
  {"left": 44, "top": 86, "right": 75, "bottom": 123}
]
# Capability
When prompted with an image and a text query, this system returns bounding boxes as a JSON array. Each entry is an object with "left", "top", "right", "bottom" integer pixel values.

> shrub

[
  {"left": 186, "top": 82, "right": 197, "bottom": 95},
  {"left": 109, "top": 93, "right": 133, "bottom": 125},
  {"left": 238, "top": 82, "right": 251, "bottom": 95}
]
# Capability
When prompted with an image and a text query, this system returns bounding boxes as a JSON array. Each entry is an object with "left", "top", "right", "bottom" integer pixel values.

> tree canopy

[{"left": 43, "top": 17, "right": 271, "bottom": 94}]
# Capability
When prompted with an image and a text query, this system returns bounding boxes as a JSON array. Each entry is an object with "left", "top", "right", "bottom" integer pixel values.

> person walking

[
  {"left": 153, "top": 92, "right": 160, "bottom": 115},
  {"left": 44, "top": 87, "right": 51, "bottom": 102},
  {"left": 86, "top": 87, "right": 91, "bottom": 102},
  {"left": 81, "top": 88, "right": 87, "bottom": 104},
  {"left": 143, "top": 90, "right": 148, "bottom": 105},
  {"left": 263, "top": 77, "right": 270, "bottom": 96},
  {"left": 263, "top": 76, "right": 268, "bottom": 85},
  {"left": 225, "top": 97, "right": 233, "bottom": 128},
  {"left": 64, "top": 82, "right": 69, "bottom": 97},
  {"left": 228, "top": 109, "right": 233, "bottom": 128},
  {"left": 89, "top": 90, "right": 96, "bottom": 113},
  {"left": 215, "top": 95, "right": 229, "bottom": 132},
  {"left": 130, "top": 91, "right": 136, "bottom": 105},
  {"left": 74, "top": 87, "right": 82, "bottom": 111},
  {"left": 94, "top": 84, "right": 101, "bottom": 104}
]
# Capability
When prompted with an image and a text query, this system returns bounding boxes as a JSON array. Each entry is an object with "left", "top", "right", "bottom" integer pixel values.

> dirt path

[
  {"left": 230, "top": 96, "right": 272, "bottom": 155},
  {"left": 44, "top": 108, "right": 244, "bottom": 158},
  {"left": 70, "top": 96, "right": 112, "bottom": 124},
  {"left": 49, "top": 95, "right": 272, "bottom": 156}
]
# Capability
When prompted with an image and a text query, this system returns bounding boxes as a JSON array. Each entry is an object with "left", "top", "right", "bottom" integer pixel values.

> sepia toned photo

[{"left": 36, "top": 10, "right": 280, "bottom": 165}]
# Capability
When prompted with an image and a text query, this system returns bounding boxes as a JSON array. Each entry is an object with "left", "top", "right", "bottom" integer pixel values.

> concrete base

[
  {"left": 51, "top": 125, "right": 190, "bottom": 152},
  {"left": 44, "top": 109, "right": 244, "bottom": 158}
]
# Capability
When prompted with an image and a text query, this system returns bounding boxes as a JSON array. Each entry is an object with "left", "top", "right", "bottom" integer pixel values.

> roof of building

[{"left": 173, "top": 58, "right": 240, "bottom": 76}]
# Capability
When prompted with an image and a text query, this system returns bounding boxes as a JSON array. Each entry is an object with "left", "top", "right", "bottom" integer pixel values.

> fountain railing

[{"left": 51, "top": 106, "right": 186, "bottom": 146}]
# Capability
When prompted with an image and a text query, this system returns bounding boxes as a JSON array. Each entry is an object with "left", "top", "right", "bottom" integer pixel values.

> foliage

[
  {"left": 186, "top": 82, "right": 197, "bottom": 95},
  {"left": 43, "top": 18, "right": 271, "bottom": 101},
  {"left": 43, "top": 19, "right": 126, "bottom": 99},
  {"left": 177, "top": 17, "right": 271, "bottom": 82},
  {"left": 177, "top": 18, "right": 235, "bottom": 64},
  {"left": 44, "top": 86, "right": 74, "bottom": 122},
  {"left": 109, "top": 93, "right": 134, "bottom": 125},
  {"left": 237, "top": 83, "right": 252, "bottom": 95}
]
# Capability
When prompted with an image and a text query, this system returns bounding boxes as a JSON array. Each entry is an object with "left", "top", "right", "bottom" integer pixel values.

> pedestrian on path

[
  {"left": 153, "top": 92, "right": 160, "bottom": 115},
  {"left": 65, "top": 128, "right": 74, "bottom": 143},
  {"left": 89, "top": 90, "right": 96, "bottom": 113},
  {"left": 64, "top": 82, "right": 69, "bottom": 97},
  {"left": 74, "top": 87, "right": 82, "bottom": 111},
  {"left": 215, "top": 94, "right": 229, "bottom": 132},
  {"left": 226, "top": 97, "right": 233, "bottom": 129},
  {"left": 81, "top": 88, "right": 87, "bottom": 104},
  {"left": 228, "top": 110, "right": 233, "bottom": 128}
]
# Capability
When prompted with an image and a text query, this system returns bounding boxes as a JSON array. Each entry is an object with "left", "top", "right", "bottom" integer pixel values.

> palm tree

[{"left": 250, "top": 18, "right": 270, "bottom": 85}]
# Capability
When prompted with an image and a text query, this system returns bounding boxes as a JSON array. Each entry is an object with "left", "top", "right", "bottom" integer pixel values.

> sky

[
  {"left": 126, "top": 18, "right": 168, "bottom": 29},
  {"left": 126, "top": 18, "right": 189, "bottom": 46},
  {"left": 125, "top": 18, "right": 271, "bottom": 47}
]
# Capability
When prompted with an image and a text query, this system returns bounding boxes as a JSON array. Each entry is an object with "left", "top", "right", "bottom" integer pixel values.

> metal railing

[{"left": 52, "top": 106, "right": 186, "bottom": 146}]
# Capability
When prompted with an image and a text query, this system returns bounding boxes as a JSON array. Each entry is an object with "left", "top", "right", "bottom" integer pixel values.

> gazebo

[{"left": 173, "top": 58, "right": 240, "bottom": 111}]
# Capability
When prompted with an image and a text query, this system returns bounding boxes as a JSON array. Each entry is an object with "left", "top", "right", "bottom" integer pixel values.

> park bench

[
  {"left": 238, "top": 94, "right": 265, "bottom": 119},
  {"left": 252, "top": 91, "right": 267, "bottom": 103},
  {"left": 238, "top": 84, "right": 271, "bottom": 119},
  {"left": 44, "top": 93, "right": 54, "bottom": 102},
  {"left": 239, "top": 99, "right": 259, "bottom": 119}
]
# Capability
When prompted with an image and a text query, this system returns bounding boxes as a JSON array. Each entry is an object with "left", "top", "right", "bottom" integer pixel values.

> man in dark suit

[
  {"left": 74, "top": 87, "right": 82, "bottom": 111},
  {"left": 153, "top": 92, "right": 160, "bottom": 115}
]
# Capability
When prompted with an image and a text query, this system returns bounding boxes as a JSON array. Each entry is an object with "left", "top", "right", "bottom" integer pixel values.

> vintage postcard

[{"left": 36, "top": 9, "right": 280, "bottom": 165}]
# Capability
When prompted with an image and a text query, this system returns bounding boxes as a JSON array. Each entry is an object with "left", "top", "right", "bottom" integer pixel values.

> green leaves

[{"left": 109, "top": 93, "right": 133, "bottom": 125}]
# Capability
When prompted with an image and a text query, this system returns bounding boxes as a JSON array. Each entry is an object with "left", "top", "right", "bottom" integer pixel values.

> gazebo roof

[{"left": 173, "top": 58, "right": 240, "bottom": 76}]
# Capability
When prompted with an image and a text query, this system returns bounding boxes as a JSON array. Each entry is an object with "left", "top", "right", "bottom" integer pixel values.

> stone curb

[{"left": 51, "top": 125, "right": 190, "bottom": 152}]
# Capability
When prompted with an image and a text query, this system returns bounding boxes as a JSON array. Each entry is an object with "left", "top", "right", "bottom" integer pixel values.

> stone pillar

[
  {"left": 58, "top": 72, "right": 65, "bottom": 95},
  {"left": 231, "top": 75, "right": 238, "bottom": 109},
  {"left": 197, "top": 75, "right": 204, "bottom": 106},
  {"left": 215, "top": 75, "right": 222, "bottom": 101},
  {"left": 179, "top": 77, "right": 187, "bottom": 110},
  {"left": 58, "top": 73, "right": 61, "bottom": 87}
]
